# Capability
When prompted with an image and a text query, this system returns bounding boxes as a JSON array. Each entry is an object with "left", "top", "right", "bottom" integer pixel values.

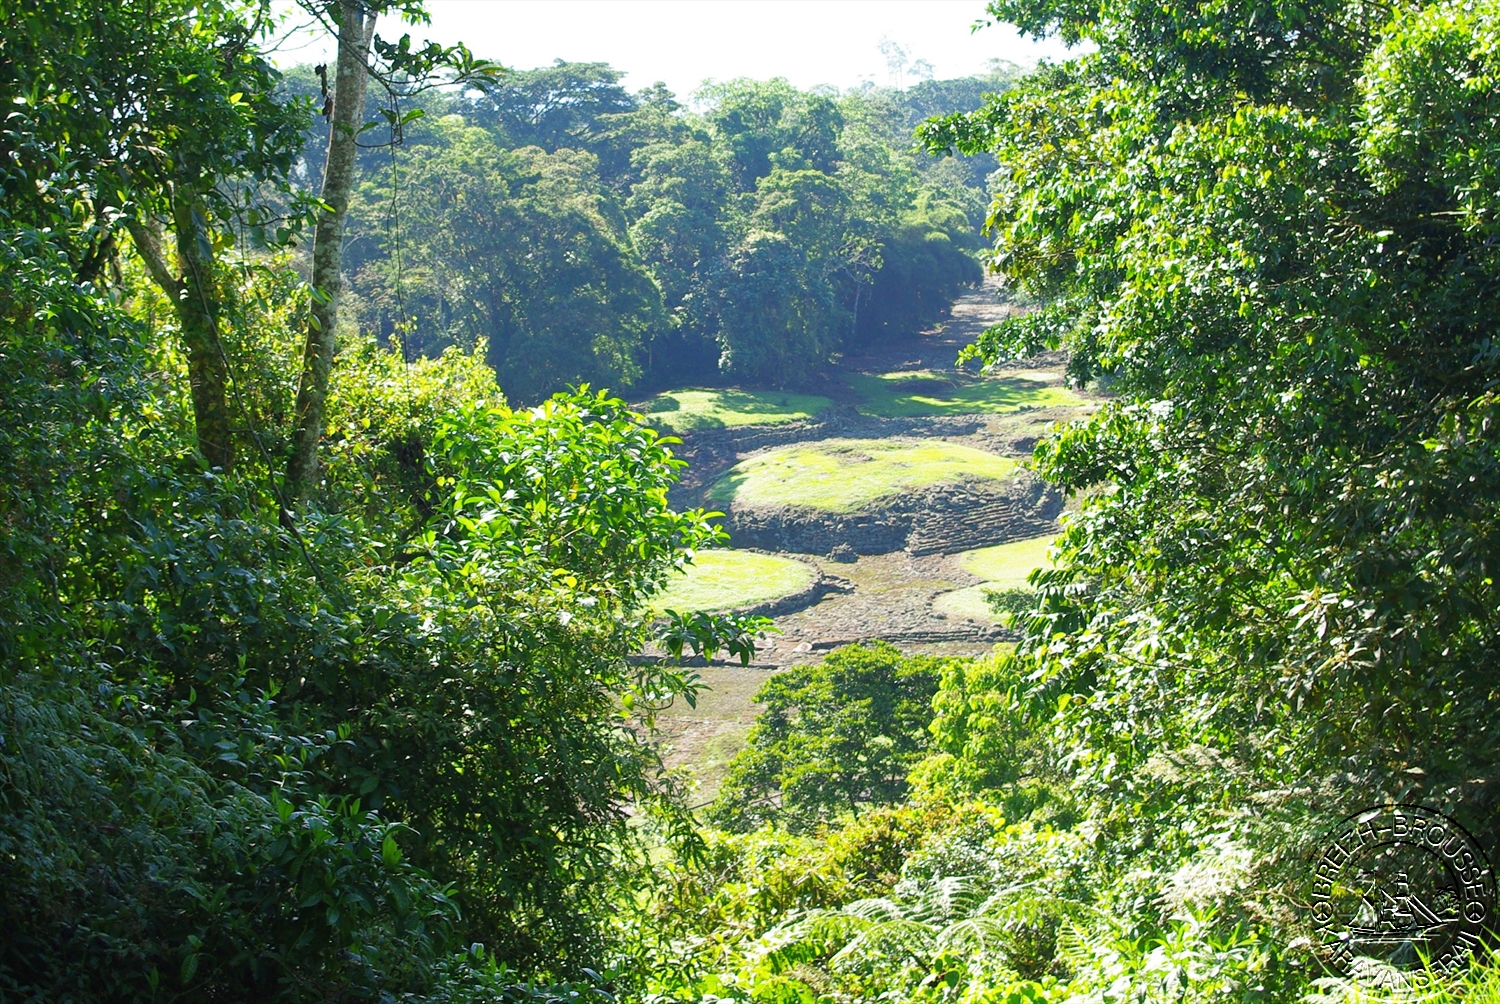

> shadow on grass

[
  {"left": 847, "top": 370, "right": 1083, "bottom": 417},
  {"left": 638, "top": 388, "right": 834, "bottom": 430}
]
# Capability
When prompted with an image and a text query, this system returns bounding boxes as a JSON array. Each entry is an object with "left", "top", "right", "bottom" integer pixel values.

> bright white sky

[{"left": 270, "top": 1, "right": 1073, "bottom": 99}]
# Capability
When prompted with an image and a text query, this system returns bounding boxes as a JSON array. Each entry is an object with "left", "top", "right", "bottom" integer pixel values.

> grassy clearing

[
  {"left": 932, "top": 584, "right": 1002, "bottom": 622},
  {"left": 637, "top": 388, "right": 833, "bottom": 431},
  {"left": 846, "top": 369, "right": 1084, "bottom": 417},
  {"left": 707, "top": 438, "right": 1018, "bottom": 512},
  {"left": 959, "top": 533, "right": 1057, "bottom": 588},
  {"left": 651, "top": 549, "right": 818, "bottom": 614},
  {"left": 935, "top": 534, "right": 1058, "bottom": 623}
]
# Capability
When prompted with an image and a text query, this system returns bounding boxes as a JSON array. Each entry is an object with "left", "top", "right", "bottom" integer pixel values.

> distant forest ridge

[{"left": 277, "top": 61, "right": 1015, "bottom": 400}]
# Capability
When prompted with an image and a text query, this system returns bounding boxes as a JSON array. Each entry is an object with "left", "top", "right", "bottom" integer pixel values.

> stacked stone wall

[{"left": 720, "top": 472, "right": 1062, "bottom": 558}]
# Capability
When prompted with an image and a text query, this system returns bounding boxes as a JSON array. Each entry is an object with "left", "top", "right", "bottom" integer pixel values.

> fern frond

[
  {"left": 753, "top": 909, "right": 871, "bottom": 973},
  {"left": 978, "top": 882, "right": 1113, "bottom": 935},
  {"left": 1053, "top": 920, "right": 1106, "bottom": 973},
  {"left": 935, "top": 915, "right": 1012, "bottom": 955},
  {"left": 840, "top": 897, "right": 907, "bottom": 922},
  {"left": 908, "top": 874, "right": 986, "bottom": 924},
  {"left": 829, "top": 917, "right": 937, "bottom": 973}
]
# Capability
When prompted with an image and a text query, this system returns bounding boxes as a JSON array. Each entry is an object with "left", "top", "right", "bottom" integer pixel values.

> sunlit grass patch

[
  {"left": 667, "top": 721, "right": 754, "bottom": 806},
  {"left": 932, "top": 583, "right": 999, "bottom": 622},
  {"left": 958, "top": 534, "right": 1057, "bottom": 588},
  {"left": 935, "top": 534, "right": 1057, "bottom": 624},
  {"left": 707, "top": 439, "right": 1018, "bottom": 513},
  {"left": 846, "top": 368, "right": 1083, "bottom": 417},
  {"left": 637, "top": 388, "right": 834, "bottom": 431},
  {"left": 650, "top": 549, "right": 818, "bottom": 614},
  {"left": 656, "top": 664, "right": 771, "bottom": 803}
]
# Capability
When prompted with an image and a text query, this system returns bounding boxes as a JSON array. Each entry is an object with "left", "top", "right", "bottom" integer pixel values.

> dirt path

[
  {"left": 755, "top": 549, "right": 1001, "bottom": 659},
  {"left": 838, "top": 274, "right": 1023, "bottom": 378}
]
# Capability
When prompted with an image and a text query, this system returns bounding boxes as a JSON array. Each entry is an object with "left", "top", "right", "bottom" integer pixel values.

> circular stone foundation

[
  {"left": 706, "top": 439, "right": 1062, "bottom": 557},
  {"left": 649, "top": 549, "right": 819, "bottom": 615}
]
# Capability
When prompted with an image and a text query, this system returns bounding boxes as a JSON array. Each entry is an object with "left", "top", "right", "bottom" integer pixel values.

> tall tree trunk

[
  {"left": 126, "top": 200, "right": 234, "bottom": 470},
  {"left": 287, "top": 0, "right": 375, "bottom": 496},
  {"left": 172, "top": 191, "right": 235, "bottom": 470}
]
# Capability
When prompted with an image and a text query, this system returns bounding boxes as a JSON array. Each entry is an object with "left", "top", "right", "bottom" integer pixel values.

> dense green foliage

[
  {"left": 10, "top": 0, "right": 1500, "bottom": 1001},
  {"left": 920, "top": 0, "right": 1500, "bottom": 860},
  {"left": 349, "top": 118, "right": 662, "bottom": 402},
  {"left": 0, "top": 231, "right": 718, "bottom": 995},
  {"left": 709, "top": 644, "right": 945, "bottom": 833},
  {"left": 0, "top": 3, "right": 742, "bottom": 996},
  {"left": 310, "top": 63, "right": 1000, "bottom": 398}
]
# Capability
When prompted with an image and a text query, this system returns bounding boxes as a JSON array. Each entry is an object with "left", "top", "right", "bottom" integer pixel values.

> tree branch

[{"left": 125, "top": 216, "right": 183, "bottom": 298}]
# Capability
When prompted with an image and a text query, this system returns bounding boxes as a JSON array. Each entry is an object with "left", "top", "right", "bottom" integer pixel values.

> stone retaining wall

[
  {"left": 721, "top": 472, "right": 1062, "bottom": 557},
  {"left": 735, "top": 571, "right": 854, "bottom": 618}
]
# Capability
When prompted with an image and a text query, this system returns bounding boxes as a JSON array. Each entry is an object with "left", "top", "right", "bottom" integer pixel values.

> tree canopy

[
  {"left": 710, "top": 643, "right": 945, "bottom": 833},
  {"left": 0, "top": 3, "right": 730, "bottom": 996},
  {"left": 921, "top": 0, "right": 1500, "bottom": 879},
  {"left": 332, "top": 66, "right": 1000, "bottom": 396}
]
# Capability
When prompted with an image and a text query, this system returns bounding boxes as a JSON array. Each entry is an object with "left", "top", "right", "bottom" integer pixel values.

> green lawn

[
  {"left": 650, "top": 549, "right": 818, "bottom": 614},
  {"left": 637, "top": 388, "right": 834, "bottom": 431},
  {"left": 958, "top": 534, "right": 1057, "bottom": 588},
  {"left": 932, "top": 583, "right": 1000, "bottom": 622},
  {"left": 707, "top": 439, "right": 1019, "bottom": 513},
  {"left": 846, "top": 369, "right": 1084, "bottom": 418},
  {"left": 935, "top": 533, "right": 1057, "bottom": 623}
]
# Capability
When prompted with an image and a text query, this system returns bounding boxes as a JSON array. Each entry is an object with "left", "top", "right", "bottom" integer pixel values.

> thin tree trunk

[
  {"left": 127, "top": 202, "right": 234, "bottom": 470},
  {"left": 287, "top": 0, "right": 374, "bottom": 496},
  {"left": 172, "top": 191, "right": 235, "bottom": 470}
]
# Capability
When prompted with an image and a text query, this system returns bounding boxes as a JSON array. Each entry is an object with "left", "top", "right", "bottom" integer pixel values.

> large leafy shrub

[
  {"left": 0, "top": 219, "right": 722, "bottom": 992},
  {"left": 917, "top": 0, "right": 1500, "bottom": 916}
]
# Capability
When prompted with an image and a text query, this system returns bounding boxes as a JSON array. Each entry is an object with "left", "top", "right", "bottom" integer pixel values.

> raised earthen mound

[{"left": 721, "top": 479, "right": 1060, "bottom": 557}]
